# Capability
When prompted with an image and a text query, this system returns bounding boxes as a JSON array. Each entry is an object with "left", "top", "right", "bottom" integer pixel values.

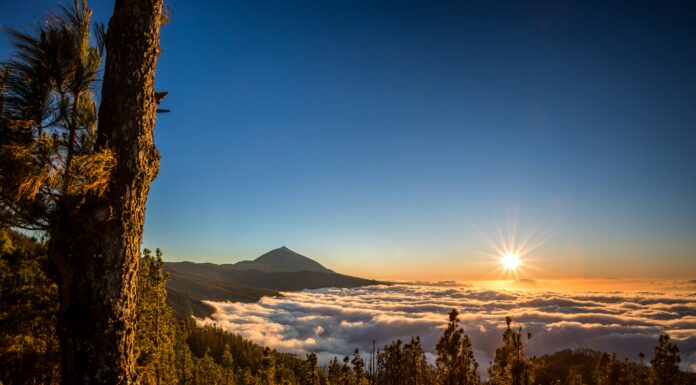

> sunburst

[
  {"left": 475, "top": 214, "right": 557, "bottom": 281},
  {"left": 501, "top": 253, "right": 520, "bottom": 270}
]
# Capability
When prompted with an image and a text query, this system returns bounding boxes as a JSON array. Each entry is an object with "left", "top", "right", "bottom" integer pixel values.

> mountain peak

[{"left": 231, "top": 247, "right": 334, "bottom": 273}]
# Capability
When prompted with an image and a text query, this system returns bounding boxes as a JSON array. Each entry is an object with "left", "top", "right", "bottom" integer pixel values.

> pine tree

[
  {"left": 261, "top": 347, "right": 277, "bottom": 385},
  {"left": 435, "top": 309, "right": 480, "bottom": 385},
  {"left": 241, "top": 368, "right": 260, "bottom": 385},
  {"left": 196, "top": 348, "right": 224, "bottom": 385},
  {"left": 176, "top": 319, "right": 195, "bottom": 385},
  {"left": 566, "top": 371, "right": 585, "bottom": 385},
  {"left": 403, "top": 336, "right": 435, "bottom": 385},
  {"left": 351, "top": 349, "right": 367, "bottom": 385},
  {"left": 135, "top": 248, "right": 179, "bottom": 384},
  {"left": 636, "top": 352, "right": 649, "bottom": 385},
  {"left": 0, "top": 3, "right": 108, "bottom": 231},
  {"left": 650, "top": 334, "right": 682, "bottom": 385},
  {"left": 488, "top": 316, "right": 535, "bottom": 385},
  {"left": 341, "top": 356, "right": 353, "bottom": 385},
  {"left": 222, "top": 344, "right": 236, "bottom": 385},
  {"left": 52, "top": 0, "right": 165, "bottom": 378},
  {"left": 0, "top": 0, "right": 167, "bottom": 381},
  {"left": 303, "top": 353, "right": 321, "bottom": 385},
  {"left": 377, "top": 340, "right": 405, "bottom": 385},
  {"left": 328, "top": 356, "right": 343, "bottom": 384},
  {"left": 0, "top": 229, "right": 59, "bottom": 384}
]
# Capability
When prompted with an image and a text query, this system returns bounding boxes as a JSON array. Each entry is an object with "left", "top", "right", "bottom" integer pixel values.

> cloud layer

[{"left": 199, "top": 283, "right": 696, "bottom": 371}]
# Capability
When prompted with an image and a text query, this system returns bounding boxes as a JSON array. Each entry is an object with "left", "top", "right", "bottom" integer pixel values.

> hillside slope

[
  {"left": 230, "top": 246, "right": 334, "bottom": 273},
  {"left": 164, "top": 247, "right": 380, "bottom": 318}
]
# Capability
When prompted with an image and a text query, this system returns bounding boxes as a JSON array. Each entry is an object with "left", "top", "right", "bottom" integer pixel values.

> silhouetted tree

[
  {"left": 303, "top": 353, "right": 321, "bottom": 385},
  {"left": 436, "top": 309, "right": 480, "bottom": 385},
  {"left": 592, "top": 352, "right": 611, "bottom": 385},
  {"left": 351, "top": 349, "right": 368, "bottom": 384},
  {"left": 328, "top": 357, "right": 343, "bottom": 384},
  {"left": 488, "top": 317, "right": 536, "bottom": 385},
  {"left": 650, "top": 334, "right": 681, "bottom": 385},
  {"left": 593, "top": 352, "right": 634, "bottom": 385},
  {"left": 375, "top": 336, "right": 434, "bottom": 385},
  {"left": 403, "top": 336, "right": 435, "bottom": 385},
  {"left": 341, "top": 356, "right": 353, "bottom": 385},
  {"left": 377, "top": 340, "right": 405, "bottom": 385},
  {"left": 635, "top": 351, "right": 649, "bottom": 385}
]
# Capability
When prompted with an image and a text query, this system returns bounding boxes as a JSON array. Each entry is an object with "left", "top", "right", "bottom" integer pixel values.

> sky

[{"left": 1, "top": 0, "right": 695, "bottom": 280}]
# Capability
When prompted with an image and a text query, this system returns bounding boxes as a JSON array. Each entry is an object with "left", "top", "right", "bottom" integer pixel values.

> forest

[{"left": 1, "top": 228, "right": 695, "bottom": 385}]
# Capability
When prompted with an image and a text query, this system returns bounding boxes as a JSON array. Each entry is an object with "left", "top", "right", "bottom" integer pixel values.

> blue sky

[{"left": 2, "top": 0, "right": 695, "bottom": 279}]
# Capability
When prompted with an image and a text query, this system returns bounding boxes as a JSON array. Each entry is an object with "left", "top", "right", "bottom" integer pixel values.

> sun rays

[
  {"left": 501, "top": 253, "right": 520, "bottom": 270},
  {"left": 475, "top": 214, "right": 560, "bottom": 281}
]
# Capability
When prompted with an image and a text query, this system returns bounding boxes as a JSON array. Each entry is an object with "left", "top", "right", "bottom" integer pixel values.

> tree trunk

[
  {"left": 49, "top": 0, "right": 164, "bottom": 383},
  {"left": 62, "top": 90, "right": 81, "bottom": 194}
]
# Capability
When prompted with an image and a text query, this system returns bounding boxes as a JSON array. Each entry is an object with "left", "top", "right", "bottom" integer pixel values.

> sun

[
  {"left": 476, "top": 218, "right": 555, "bottom": 280},
  {"left": 501, "top": 253, "right": 520, "bottom": 270}
]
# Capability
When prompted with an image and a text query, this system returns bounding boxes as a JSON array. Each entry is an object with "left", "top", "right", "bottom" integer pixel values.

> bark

[
  {"left": 62, "top": 90, "right": 81, "bottom": 194},
  {"left": 49, "top": 0, "right": 164, "bottom": 383}
]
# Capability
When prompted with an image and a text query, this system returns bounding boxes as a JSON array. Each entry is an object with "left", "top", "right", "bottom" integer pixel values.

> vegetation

[
  {"left": 0, "top": 229, "right": 59, "bottom": 384},
  {"left": 165, "top": 257, "right": 379, "bottom": 319},
  {"left": 487, "top": 316, "right": 536, "bottom": 385},
  {"left": 1, "top": 2, "right": 695, "bottom": 385},
  {"left": 436, "top": 309, "right": 479, "bottom": 385},
  {"left": 2, "top": 228, "right": 695, "bottom": 385},
  {"left": 0, "top": 228, "right": 312, "bottom": 385},
  {"left": 1, "top": 0, "right": 166, "bottom": 382}
]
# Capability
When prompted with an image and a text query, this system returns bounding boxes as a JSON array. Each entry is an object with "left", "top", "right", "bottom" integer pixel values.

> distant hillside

[
  {"left": 164, "top": 264, "right": 279, "bottom": 318},
  {"left": 230, "top": 246, "right": 334, "bottom": 273},
  {"left": 164, "top": 247, "right": 380, "bottom": 318}
]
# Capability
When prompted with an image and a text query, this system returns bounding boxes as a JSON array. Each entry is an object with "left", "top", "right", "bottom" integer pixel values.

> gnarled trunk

[{"left": 50, "top": 0, "right": 164, "bottom": 383}]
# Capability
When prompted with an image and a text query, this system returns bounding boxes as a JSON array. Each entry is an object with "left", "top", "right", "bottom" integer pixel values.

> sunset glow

[
  {"left": 501, "top": 253, "right": 520, "bottom": 270},
  {"left": 473, "top": 217, "right": 557, "bottom": 281},
  {"left": 2, "top": 1, "right": 696, "bottom": 383}
]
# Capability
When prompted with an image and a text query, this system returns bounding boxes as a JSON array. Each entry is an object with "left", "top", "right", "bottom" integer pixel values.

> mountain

[
  {"left": 164, "top": 247, "right": 380, "bottom": 318},
  {"left": 230, "top": 246, "right": 334, "bottom": 273}
]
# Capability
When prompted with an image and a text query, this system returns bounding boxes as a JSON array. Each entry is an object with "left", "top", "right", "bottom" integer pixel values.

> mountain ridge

[
  {"left": 228, "top": 246, "right": 335, "bottom": 273},
  {"left": 164, "top": 247, "right": 380, "bottom": 318}
]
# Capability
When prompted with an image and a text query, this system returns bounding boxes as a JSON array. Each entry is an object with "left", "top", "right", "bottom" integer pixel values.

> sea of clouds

[{"left": 198, "top": 283, "right": 696, "bottom": 371}]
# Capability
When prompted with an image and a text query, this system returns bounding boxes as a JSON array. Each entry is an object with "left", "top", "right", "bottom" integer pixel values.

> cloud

[
  {"left": 198, "top": 284, "right": 696, "bottom": 372},
  {"left": 513, "top": 278, "right": 539, "bottom": 288}
]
